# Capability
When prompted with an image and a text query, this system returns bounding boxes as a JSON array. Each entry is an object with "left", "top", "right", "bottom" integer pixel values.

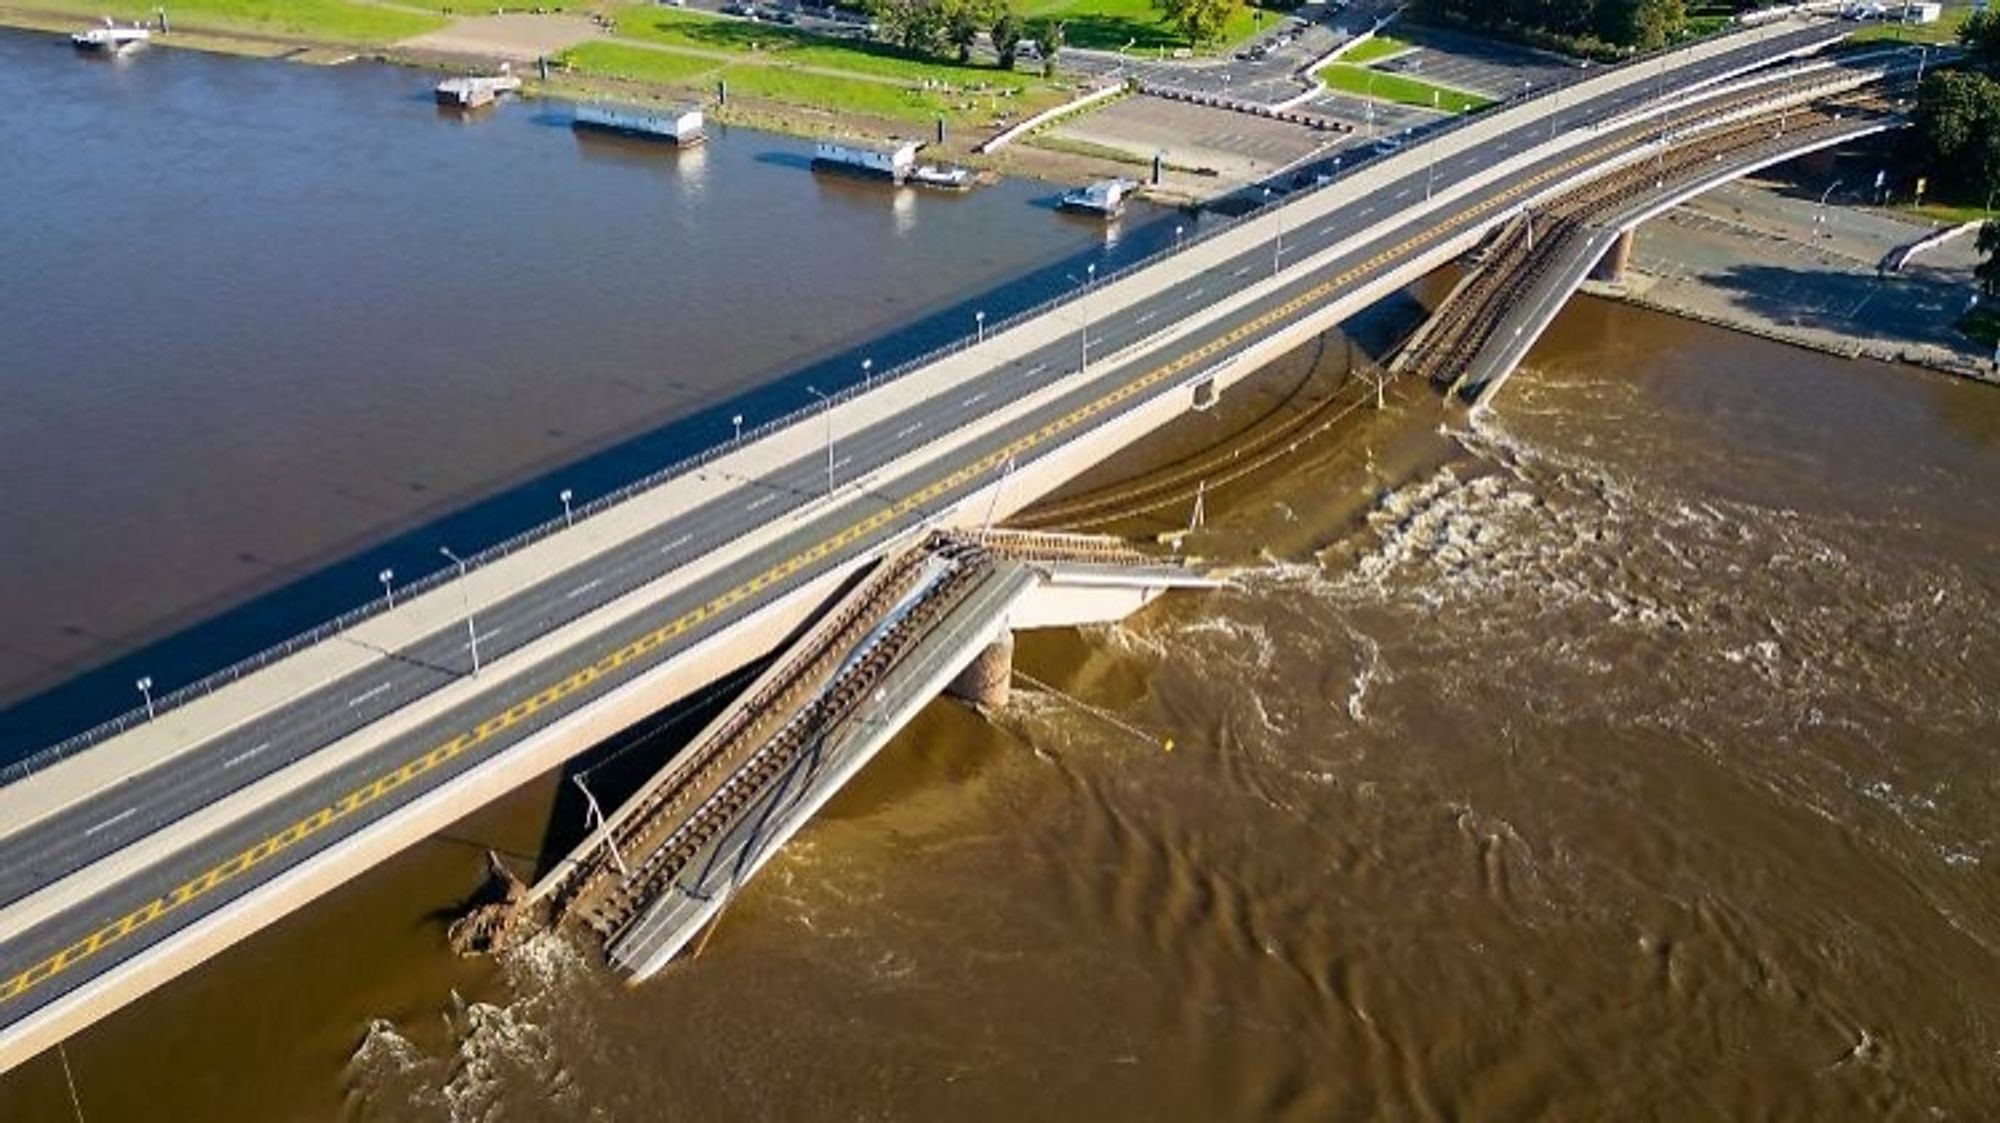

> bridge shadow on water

[{"left": 0, "top": 213, "right": 1189, "bottom": 764}]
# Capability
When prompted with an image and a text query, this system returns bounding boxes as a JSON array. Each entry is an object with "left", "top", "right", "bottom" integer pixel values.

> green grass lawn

[
  {"left": 1017, "top": 0, "right": 1262, "bottom": 53},
  {"left": 562, "top": 40, "right": 728, "bottom": 86},
  {"left": 32, "top": 0, "right": 443, "bottom": 41},
  {"left": 612, "top": 5, "right": 1034, "bottom": 89},
  {"left": 568, "top": 14, "right": 1069, "bottom": 127},
  {"left": 1317, "top": 62, "right": 1491, "bottom": 113},
  {"left": 1850, "top": 2, "right": 1973, "bottom": 45},
  {"left": 1339, "top": 33, "right": 1409, "bottom": 65},
  {"left": 1902, "top": 199, "right": 2000, "bottom": 224}
]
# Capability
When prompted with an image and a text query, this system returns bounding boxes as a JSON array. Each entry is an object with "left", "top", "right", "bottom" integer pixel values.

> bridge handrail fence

[{"left": 0, "top": 13, "right": 1816, "bottom": 788}]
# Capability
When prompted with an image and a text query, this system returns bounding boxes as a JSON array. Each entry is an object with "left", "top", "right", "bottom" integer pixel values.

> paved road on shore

[{"left": 0, "top": 20, "right": 1852, "bottom": 1043}]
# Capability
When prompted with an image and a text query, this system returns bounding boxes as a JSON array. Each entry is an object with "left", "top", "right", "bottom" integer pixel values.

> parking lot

[
  {"left": 1045, "top": 95, "right": 1345, "bottom": 192},
  {"left": 1370, "top": 25, "right": 1582, "bottom": 99}
]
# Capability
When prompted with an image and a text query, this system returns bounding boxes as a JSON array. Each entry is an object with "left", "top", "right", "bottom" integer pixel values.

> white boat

[
  {"left": 1058, "top": 178, "right": 1137, "bottom": 217},
  {"left": 71, "top": 18, "right": 151, "bottom": 54},
  {"left": 909, "top": 163, "right": 974, "bottom": 191}
]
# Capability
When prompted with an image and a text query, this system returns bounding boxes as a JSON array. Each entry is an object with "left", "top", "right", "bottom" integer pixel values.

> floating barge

[
  {"left": 1058, "top": 178, "right": 1138, "bottom": 218},
  {"left": 811, "top": 139, "right": 981, "bottom": 190},
  {"left": 435, "top": 73, "right": 522, "bottom": 109},
  {"left": 572, "top": 104, "right": 706, "bottom": 146},
  {"left": 71, "top": 19, "right": 150, "bottom": 54}
]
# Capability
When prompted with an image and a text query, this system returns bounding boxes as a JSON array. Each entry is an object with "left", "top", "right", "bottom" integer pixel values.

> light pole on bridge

[
  {"left": 732, "top": 413, "right": 744, "bottom": 443},
  {"left": 439, "top": 546, "right": 482, "bottom": 676},
  {"left": 559, "top": 488, "right": 574, "bottom": 528},
  {"left": 1263, "top": 187, "right": 1284, "bottom": 275},
  {"left": 378, "top": 568, "right": 396, "bottom": 609},
  {"left": 806, "top": 385, "right": 836, "bottom": 497},
  {"left": 135, "top": 676, "right": 155, "bottom": 720},
  {"left": 974, "top": 310, "right": 985, "bottom": 344}
]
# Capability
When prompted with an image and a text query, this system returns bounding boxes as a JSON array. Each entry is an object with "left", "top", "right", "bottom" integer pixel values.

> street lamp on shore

[
  {"left": 1817, "top": 178, "right": 1844, "bottom": 238},
  {"left": 975, "top": 310, "right": 985, "bottom": 344},
  {"left": 136, "top": 676, "right": 155, "bottom": 720},
  {"left": 559, "top": 488, "right": 574, "bottom": 528},
  {"left": 439, "top": 546, "right": 481, "bottom": 676},
  {"left": 806, "top": 385, "right": 835, "bottom": 496},
  {"left": 732, "top": 413, "right": 743, "bottom": 443},
  {"left": 861, "top": 357, "right": 874, "bottom": 390},
  {"left": 378, "top": 568, "right": 396, "bottom": 609}
]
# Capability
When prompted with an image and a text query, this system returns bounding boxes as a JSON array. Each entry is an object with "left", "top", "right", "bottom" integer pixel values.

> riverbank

[
  {"left": 1584, "top": 170, "right": 1999, "bottom": 386},
  {"left": 1, "top": 3, "right": 1200, "bottom": 196}
]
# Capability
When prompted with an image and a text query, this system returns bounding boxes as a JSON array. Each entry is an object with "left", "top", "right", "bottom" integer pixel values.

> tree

[
  {"left": 991, "top": 8, "right": 1023, "bottom": 69},
  {"left": 868, "top": 0, "right": 949, "bottom": 56},
  {"left": 1153, "top": 0, "right": 1242, "bottom": 47},
  {"left": 1960, "top": 10, "right": 2000, "bottom": 68},
  {"left": 940, "top": 0, "right": 996, "bottom": 63},
  {"left": 1033, "top": 16, "right": 1064, "bottom": 76},
  {"left": 1915, "top": 70, "right": 2000, "bottom": 202},
  {"left": 1978, "top": 221, "right": 2000, "bottom": 298}
]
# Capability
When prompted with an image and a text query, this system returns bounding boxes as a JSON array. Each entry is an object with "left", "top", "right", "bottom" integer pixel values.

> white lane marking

[
  {"left": 1134, "top": 311, "right": 1157, "bottom": 326},
  {"left": 565, "top": 578, "right": 604, "bottom": 600},
  {"left": 747, "top": 493, "right": 776, "bottom": 512},
  {"left": 1187, "top": 287, "right": 1206, "bottom": 301},
  {"left": 832, "top": 455, "right": 853, "bottom": 470},
  {"left": 962, "top": 391, "right": 987, "bottom": 408},
  {"left": 348, "top": 682, "right": 393, "bottom": 709},
  {"left": 1230, "top": 266, "right": 1251, "bottom": 277},
  {"left": 1025, "top": 362, "right": 1047, "bottom": 376},
  {"left": 1357, "top": 204, "right": 1377, "bottom": 217},
  {"left": 1394, "top": 187, "right": 1412, "bottom": 200},
  {"left": 85, "top": 807, "right": 137, "bottom": 837},
  {"left": 1320, "top": 225, "right": 1338, "bottom": 237},
  {"left": 464, "top": 626, "right": 503, "bottom": 652},
  {"left": 895, "top": 421, "right": 924, "bottom": 440},
  {"left": 658, "top": 533, "right": 692, "bottom": 555},
  {"left": 224, "top": 741, "right": 273, "bottom": 769}
]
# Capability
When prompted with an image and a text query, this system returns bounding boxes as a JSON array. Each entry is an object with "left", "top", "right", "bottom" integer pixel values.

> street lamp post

[
  {"left": 1080, "top": 263, "right": 1095, "bottom": 370},
  {"left": 732, "top": 413, "right": 743, "bottom": 442},
  {"left": 1817, "top": 178, "right": 1844, "bottom": 238},
  {"left": 439, "top": 546, "right": 481, "bottom": 676},
  {"left": 378, "top": 568, "right": 396, "bottom": 609},
  {"left": 1174, "top": 223, "right": 1185, "bottom": 251},
  {"left": 806, "top": 385, "right": 835, "bottom": 496},
  {"left": 1264, "top": 187, "right": 1283, "bottom": 274},
  {"left": 136, "top": 676, "right": 155, "bottom": 720},
  {"left": 975, "top": 310, "right": 985, "bottom": 344},
  {"left": 861, "top": 357, "right": 874, "bottom": 390},
  {"left": 559, "top": 488, "right": 574, "bottom": 528}
]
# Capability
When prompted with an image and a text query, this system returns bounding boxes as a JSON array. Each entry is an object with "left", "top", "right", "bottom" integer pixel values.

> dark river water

[
  {"left": 5, "top": 30, "right": 2000, "bottom": 1123},
  {"left": 0, "top": 30, "right": 1174, "bottom": 756}
]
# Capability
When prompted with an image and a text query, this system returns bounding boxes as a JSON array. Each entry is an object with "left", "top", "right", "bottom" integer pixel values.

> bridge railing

[{"left": 0, "top": 14, "right": 1837, "bottom": 788}]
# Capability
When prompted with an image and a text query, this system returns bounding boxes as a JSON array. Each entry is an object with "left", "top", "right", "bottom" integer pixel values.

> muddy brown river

[
  {"left": 3, "top": 29, "right": 1997, "bottom": 1123},
  {"left": 5, "top": 293, "right": 1996, "bottom": 1121}
]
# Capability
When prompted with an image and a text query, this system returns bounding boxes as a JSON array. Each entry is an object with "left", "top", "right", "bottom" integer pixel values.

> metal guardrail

[{"left": 0, "top": 14, "right": 1839, "bottom": 789}]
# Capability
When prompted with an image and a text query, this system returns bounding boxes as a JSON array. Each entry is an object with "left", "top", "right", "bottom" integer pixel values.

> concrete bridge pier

[
  {"left": 1592, "top": 229, "right": 1636, "bottom": 284},
  {"left": 946, "top": 631, "right": 1014, "bottom": 708}
]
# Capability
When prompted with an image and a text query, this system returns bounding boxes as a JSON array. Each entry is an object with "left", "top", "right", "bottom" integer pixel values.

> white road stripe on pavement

[
  {"left": 347, "top": 682, "right": 393, "bottom": 709},
  {"left": 747, "top": 493, "right": 776, "bottom": 512},
  {"left": 659, "top": 533, "right": 692, "bottom": 555},
  {"left": 224, "top": 741, "right": 273, "bottom": 769},
  {"left": 565, "top": 578, "right": 604, "bottom": 600},
  {"left": 84, "top": 808, "right": 137, "bottom": 838}
]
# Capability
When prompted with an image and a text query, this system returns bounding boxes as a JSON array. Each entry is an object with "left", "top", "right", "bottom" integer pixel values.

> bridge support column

[
  {"left": 947, "top": 632, "right": 1013, "bottom": 709},
  {"left": 1591, "top": 229, "right": 1635, "bottom": 285}
]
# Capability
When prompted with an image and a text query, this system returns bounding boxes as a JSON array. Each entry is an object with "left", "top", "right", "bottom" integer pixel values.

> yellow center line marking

[{"left": 0, "top": 125, "right": 1640, "bottom": 1011}]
